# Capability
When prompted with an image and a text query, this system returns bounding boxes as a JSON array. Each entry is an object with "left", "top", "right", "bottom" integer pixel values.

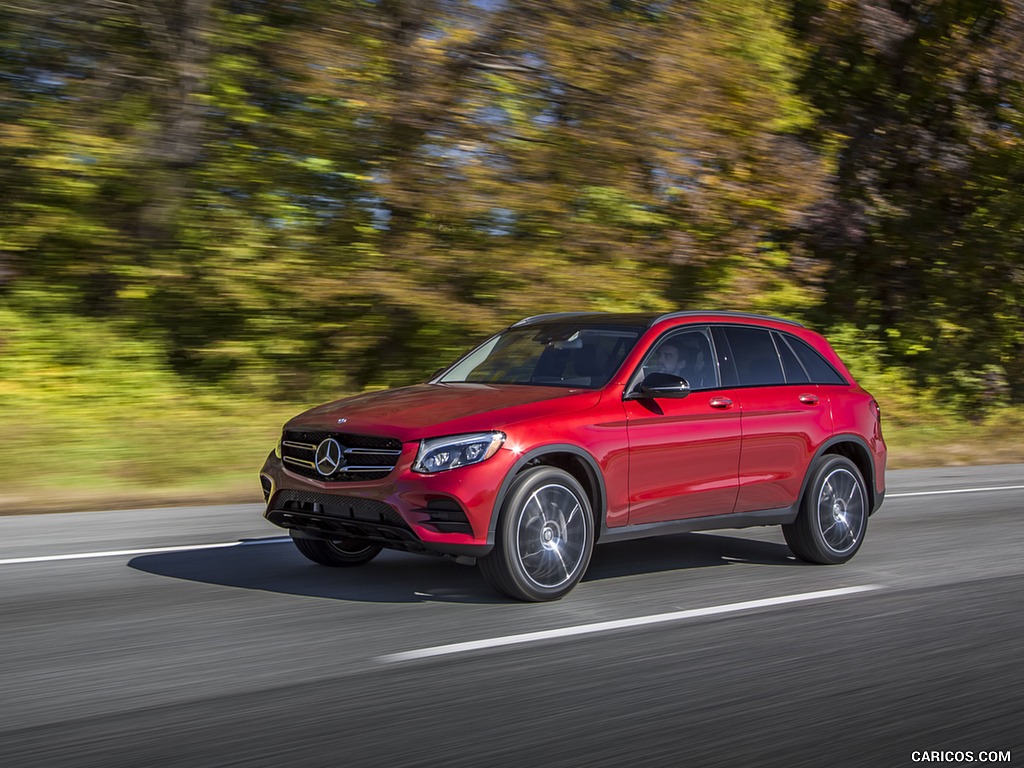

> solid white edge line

[
  {"left": 3, "top": 485, "right": 1020, "bottom": 566},
  {"left": 379, "top": 585, "right": 882, "bottom": 663},
  {"left": 888, "top": 484, "right": 1024, "bottom": 499},
  {"left": 0, "top": 537, "right": 291, "bottom": 566}
]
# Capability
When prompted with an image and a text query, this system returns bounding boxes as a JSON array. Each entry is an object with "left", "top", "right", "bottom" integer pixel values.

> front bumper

[{"left": 259, "top": 444, "right": 511, "bottom": 557}]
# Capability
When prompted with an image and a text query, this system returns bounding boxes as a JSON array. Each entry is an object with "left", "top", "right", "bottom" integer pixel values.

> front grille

[
  {"left": 281, "top": 430, "right": 402, "bottom": 483},
  {"left": 270, "top": 489, "right": 410, "bottom": 530},
  {"left": 267, "top": 509, "right": 425, "bottom": 550},
  {"left": 266, "top": 489, "right": 424, "bottom": 552}
]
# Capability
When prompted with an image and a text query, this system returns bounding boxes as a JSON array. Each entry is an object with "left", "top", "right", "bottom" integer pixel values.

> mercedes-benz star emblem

[{"left": 315, "top": 438, "right": 343, "bottom": 476}]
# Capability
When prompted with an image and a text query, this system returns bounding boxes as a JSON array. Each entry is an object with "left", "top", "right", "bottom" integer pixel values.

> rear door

[{"left": 714, "top": 325, "right": 833, "bottom": 514}]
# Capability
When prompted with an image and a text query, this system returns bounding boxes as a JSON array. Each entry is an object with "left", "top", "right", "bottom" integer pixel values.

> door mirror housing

[{"left": 631, "top": 372, "right": 691, "bottom": 399}]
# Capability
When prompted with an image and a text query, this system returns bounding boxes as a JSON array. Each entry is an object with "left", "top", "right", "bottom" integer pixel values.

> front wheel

[
  {"left": 783, "top": 454, "right": 868, "bottom": 564},
  {"left": 291, "top": 532, "right": 382, "bottom": 567},
  {"left": 480, "top": 466, "right": 595, "bottom": 602}
]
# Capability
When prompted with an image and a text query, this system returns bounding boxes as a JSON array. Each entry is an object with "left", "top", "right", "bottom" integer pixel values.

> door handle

[
  {"left": 709, "top": 397, "right": 733, "bottom": 409},
  {"left": 799, "top": 393, "right": 820, "bottom": 405}
]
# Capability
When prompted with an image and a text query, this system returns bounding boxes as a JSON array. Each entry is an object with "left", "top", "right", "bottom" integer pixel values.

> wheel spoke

[
  {"left": 564, "top": 503, "right": 581, "bottom": 528},
  {"left": 816, "top": 468, "right": 865, "bottom": 555},
  {"left": 551, "top": 544, "right": 570, "bottom": 579},
  {"left": 515, "top": 483, "right": 590, "bottom": 589},
  {"left": 833, "top": 519, "right": 851, "bottom": 548}
]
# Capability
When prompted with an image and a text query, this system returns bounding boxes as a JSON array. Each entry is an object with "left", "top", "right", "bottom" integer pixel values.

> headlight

[{"left": 412, "top": 431, "right": 505, "bottom": 474}]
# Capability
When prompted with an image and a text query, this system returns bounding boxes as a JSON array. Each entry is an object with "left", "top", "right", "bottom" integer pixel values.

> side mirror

[{"left": 633, "top": 372, "right": 691, "bottom": 399}]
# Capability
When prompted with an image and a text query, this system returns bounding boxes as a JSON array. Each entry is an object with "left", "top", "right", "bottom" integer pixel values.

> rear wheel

[
  {"left": 783, "top": 454, "right": 868, "bottom": 564},
  {"left": 480, "top": 466, "right": 594, "bottom": 602},
  {"left": 291, "top": 532, "right": 382, "bottom": 567}
]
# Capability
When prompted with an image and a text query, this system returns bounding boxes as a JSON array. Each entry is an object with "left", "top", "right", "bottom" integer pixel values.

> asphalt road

[{"left": 1, "top": 465, "right": 1022, "bottom": 767}]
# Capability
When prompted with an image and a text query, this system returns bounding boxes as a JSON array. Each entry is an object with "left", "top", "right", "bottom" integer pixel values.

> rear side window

[
  {"left": 782, "top": 335, "right": 847, "bottom": 385},
  {"left": 722, "top": 327, "right": 785, "bottom": 386}
]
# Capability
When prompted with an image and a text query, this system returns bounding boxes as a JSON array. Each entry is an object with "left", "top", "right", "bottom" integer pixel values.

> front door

[{"left": 624, "top": 327, "right": 742, "bottom": 523}]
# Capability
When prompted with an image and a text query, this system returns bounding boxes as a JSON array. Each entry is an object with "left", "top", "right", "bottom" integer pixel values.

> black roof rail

[
  {"left": 651, "top": 310, "right": 805, "bottom": 328},
  {"left": 511, "top": 312, "right": 595, "bottom": 327}
]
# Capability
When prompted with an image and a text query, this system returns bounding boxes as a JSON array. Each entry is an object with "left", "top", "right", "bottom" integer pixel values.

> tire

[
  {"left": 480, "top": 466, "right": 595, "bottom": 602},
  {"left": 783, "top": 454, "right": 869, "bottom": 564},
  {"left": 291, "top": 532, "right": 382, "bottom": 567}
]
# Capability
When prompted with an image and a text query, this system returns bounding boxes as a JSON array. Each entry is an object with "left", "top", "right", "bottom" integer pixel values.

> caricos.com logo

[{"left": 912, "top": 751, "right": 1011, "bottom": 763}]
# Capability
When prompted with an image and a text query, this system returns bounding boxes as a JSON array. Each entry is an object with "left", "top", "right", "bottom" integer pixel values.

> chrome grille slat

[
  {"left": 280, "top": 430, "right": 402, "bottom": 482},
  {"left": 344, "top": 447, "right": 402, "bottom": 456}
]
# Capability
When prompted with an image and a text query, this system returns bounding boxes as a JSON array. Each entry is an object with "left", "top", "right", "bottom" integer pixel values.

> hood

[{"left": 286, "top": 383, "right": 602, "bottom": 441}]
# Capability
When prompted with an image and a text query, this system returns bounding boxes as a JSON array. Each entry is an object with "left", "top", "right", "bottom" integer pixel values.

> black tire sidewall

[
  {"left": 800, "top": 455, "right": 868, "bottom": 564},
  {"left": 291, "top": 532, "right": 382, "bottom": 566},
  {"left": 327, "top": 540, "right": 379, "bottom": 558},
  {"left": 491, "top": 466, "right": 595, "bottom": 601}
]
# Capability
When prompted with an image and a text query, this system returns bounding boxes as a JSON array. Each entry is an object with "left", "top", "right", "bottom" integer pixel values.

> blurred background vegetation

[{"left": 2, "top": 0, "right": 1023, "bottom": 510}]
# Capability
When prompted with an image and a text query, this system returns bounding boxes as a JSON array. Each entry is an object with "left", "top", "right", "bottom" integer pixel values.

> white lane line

[
  {"left": 379, "top": 585, "right": 881, "bottom": 663},
  {"left": 3, "top": 483, "right": 1020, "bottom": 566},
  {"left": 0, "top": 537, "right": 290, "bottom": 566},
  {"left": 888, "top": 484, "right": 1024, "bottom": 499}
]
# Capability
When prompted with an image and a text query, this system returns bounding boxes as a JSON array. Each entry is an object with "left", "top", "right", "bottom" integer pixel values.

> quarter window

[
  {"left": 773, "top": 332, "right": 811, "bottom": 384},
  {"left": 783, "top": 335, "right": 847, "bottom": 385}
]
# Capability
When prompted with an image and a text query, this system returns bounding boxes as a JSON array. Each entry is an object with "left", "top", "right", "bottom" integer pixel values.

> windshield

[{"left": 438, "top": 323, "right": 643, "bottom": 389}]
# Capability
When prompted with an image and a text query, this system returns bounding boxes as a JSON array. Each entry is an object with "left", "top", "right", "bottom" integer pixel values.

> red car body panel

[
  {"left": 260, "top": 312, "right": 887, "bottom": 556},
  {"left": 731, "top": 384, "right": 832, "bottom": 513},
  {"left": 622, "top": 390, "right": 743, "bottom": 523},
  {"left": 829, "top": 386, "right": 888, "bottom": 498},
  {"left": 288, "top": 383, "right": 602, "bottom": 439}
]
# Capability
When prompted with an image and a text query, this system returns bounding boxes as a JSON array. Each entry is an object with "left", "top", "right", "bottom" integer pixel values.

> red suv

[{"left": 260, "top": 311, "right": 886, "bottom": 601}]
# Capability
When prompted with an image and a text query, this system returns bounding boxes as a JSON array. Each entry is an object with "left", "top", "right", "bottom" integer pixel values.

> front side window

[
  {"left": 439, "top": 323, "right": 642, "bottom": 389},
  {"left": 637, "top": 327, "right": 719, "bottom": 390}
]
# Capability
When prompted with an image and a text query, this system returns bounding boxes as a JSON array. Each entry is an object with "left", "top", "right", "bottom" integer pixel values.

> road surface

[{"left": 0, "top": 465, "right": 1021, "bottom": 767}]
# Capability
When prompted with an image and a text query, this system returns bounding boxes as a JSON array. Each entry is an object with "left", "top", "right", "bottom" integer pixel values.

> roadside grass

[
  {"left": 2, "top": 390, "right": 1022, "bottom": 515},
  {"left": 0, "top": 394, "right": 308, "bottom": 514},
  {"left": 880, "top": 406, "right": 1024, "bottom": 469},
  {"left": 0, "top": 307, "right": 317, "bottom": 514},
  {"left": 1, "top": 308, "right": 1020, "bottom": 515}
]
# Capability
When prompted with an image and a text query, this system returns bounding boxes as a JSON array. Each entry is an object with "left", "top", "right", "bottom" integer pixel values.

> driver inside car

[{"left": 647, "top": 334, "right": 714, "bottom": 389}]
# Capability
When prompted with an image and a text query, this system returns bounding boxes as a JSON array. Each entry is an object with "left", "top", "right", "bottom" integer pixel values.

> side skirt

[{"left": 598, "top": 506, "right": 798, "bottom": 545}]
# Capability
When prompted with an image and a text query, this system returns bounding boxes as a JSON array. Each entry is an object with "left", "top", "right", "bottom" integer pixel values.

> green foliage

[
  {"left": 2, "top": 0, "right": 1024, "bottom": 507},
  {"left": 2, "top": 0, "right": 825, "bottom": 396},
  {"left": 791, "top": 0, "right": 1024, "bottom": 404},
  {"left": 0, "top": 302, "right": 301, "bottom": 498}
]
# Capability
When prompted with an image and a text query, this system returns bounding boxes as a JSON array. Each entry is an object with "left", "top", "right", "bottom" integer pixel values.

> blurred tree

[
  {"left": 791, "top": 0, "right": 1024, "bottom": 404},
  {"left": 0, "top": 0, "right": 827, "bottom": 393}
]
